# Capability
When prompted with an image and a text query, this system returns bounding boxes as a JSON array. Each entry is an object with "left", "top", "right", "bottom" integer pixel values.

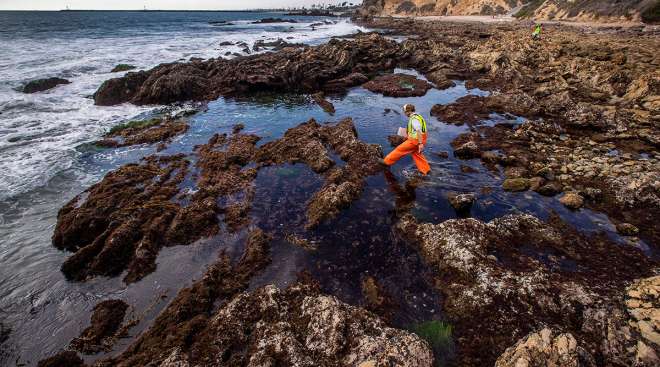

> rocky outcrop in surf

[
  {"left": 93, "top": 34, "right": 403, "bottom": 106},
  {"left": 95, "top": 117, "right": 188, "bottom": 150},
  {"left": 22, "top": 77, "right": 70, "bottom": 93}
]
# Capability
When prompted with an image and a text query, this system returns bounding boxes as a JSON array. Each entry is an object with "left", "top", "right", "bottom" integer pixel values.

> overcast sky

[{"left": 0, "top": 0, "right": 362, "bottom": 10}]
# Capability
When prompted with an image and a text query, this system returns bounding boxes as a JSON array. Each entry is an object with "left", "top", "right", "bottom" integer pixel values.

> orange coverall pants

[{"left": 384, "top": 134, "right": 430, "bottom": 175}]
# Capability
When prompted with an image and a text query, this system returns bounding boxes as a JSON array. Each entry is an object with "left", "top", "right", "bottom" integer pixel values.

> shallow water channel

[{"left": 0, "top": 69, "right": 645, "bottom": 366}]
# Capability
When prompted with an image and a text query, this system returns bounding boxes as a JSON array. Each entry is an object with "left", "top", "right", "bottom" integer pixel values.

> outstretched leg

[{"left": 384, "top": 139, "right": 417, "bottom": 166}]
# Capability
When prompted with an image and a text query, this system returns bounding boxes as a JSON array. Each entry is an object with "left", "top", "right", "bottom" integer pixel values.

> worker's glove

[{"left": 418, "top": 144, "right": 424, "bottom": 153}]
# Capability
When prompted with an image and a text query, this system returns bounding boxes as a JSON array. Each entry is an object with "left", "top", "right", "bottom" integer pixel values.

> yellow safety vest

[{"left": 407, "top": 114, "right": 427, "bottom": 140}]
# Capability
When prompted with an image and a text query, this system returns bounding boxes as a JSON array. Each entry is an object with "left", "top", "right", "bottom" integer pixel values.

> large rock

[
  {"left": 70, "top": 300, "right": 128, "bottom": 354},
  {"left": 183, "top": 284, "right": 434, "bottom": 367},
  {"left": 503, "top": 178, "right": 530, "bottom": 192},
  {"left": 93, "top": 34, "right": 402, "bottom": 106},
  {"left": 447, "top": 192, "right": 476, "bottom": 213},
  {"left": 453, "top": 141, "right": 481, "bottom": 159},
  {"left": 397, "top": 212, "right": 654, "bottom": 365},
  {"left": 53, "top": 132, "right": 260, "bottom": 283},
  {"left": 559, "top": 192, "right": 584, "bottom": 210},
  {"left": 22, "top": 77, "right": 70, "bottom": 93},
  {"left": 625, "top": 276, "right": 660, "bottom": 357},
  {"left": 363, "top": 73, "right": 433, "bottom": 97},
  {"left": 495, "top": 328, "right": 581, "bottom": 367},
  {"left": 94, "top": 238, "right": 433, "bottom": 366}
]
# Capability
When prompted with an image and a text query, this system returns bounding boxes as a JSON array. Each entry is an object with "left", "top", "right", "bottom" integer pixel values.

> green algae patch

[
  {"left": 111, "top": 64, "right": 136, "bottom": 73},
  {"left": 108, "top": 118, "right": 161, "bottom": 135},
  {"left": 411, "top": 320, "right": 453, "bottom": 366}
]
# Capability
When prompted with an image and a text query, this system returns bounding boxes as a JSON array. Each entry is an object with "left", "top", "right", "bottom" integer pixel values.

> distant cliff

[
  {"left": 360, "top": 0, "right": 660, "bottom": 23},
  {"left": 361, "top": 0, "right": 523, "bottom": 16}
]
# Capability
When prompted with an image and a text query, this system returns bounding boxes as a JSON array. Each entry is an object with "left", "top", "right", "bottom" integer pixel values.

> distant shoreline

[{"left": 0, "top": 9, "right": 287, "bottom": 13}]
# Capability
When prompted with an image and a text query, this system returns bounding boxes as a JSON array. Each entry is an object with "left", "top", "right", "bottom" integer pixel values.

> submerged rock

[
  {"left": 363, "top": 73, "right": 433, "bottom": 97},
  {"left": 616, "top": 222, "right": 640, "bottom": 236},
  {"left": 311, "top": 91, "right": 335, "bottom": 114},
  {"left": 536, "top": 181, "right": 563, "bottom": 197},
  {"left": 70, "top": 299, "right": 128, "bottom": 354},
  {"left": 453, "top": 141, "right": 481, "bottom": 159},
  {"left": 502, "top": 178, "right": 530, "bottom": 192},
  {"left": 22, "top": 77, "right": 70, "bottom": 93},
  {"left": 447, "top": 192, "right": 476, "bottom": 213}
]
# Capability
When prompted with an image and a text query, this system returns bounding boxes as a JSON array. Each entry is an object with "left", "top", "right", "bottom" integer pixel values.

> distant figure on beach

[
  {"left": 532, "top": 23, "right": 542, "bottom": 40},
  {"left": 381, "top": 104, "right": 430, "bottom": 175}
]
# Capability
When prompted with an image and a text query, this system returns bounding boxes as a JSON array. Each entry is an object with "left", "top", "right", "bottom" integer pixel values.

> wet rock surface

[
  {"left": 53, "top": 127, "right": 262, "bottom": 283},
  {"left": 95, "top": 117, "right": 188, "bottom": 149},
  {"left": 431, "top": 95, "right": 493, "bottom": 125},
  {"left": 311, "top": 91, "right": 335, "bottom": 114},
  {"left": 70, "top": 300, "right": 129, "bottom": 354},
  {"left": 256, "top": 118, "right": 384, "bottom": 228},
  {"left": 495, "top": 328, "right": 582, "bottom": 367},
  {"left": 37, "top": 351, "right": 85, "bottom": 367},
  {"left": 84, "top": 230, "right": 433, "bottom": 367},
  {"left": 363, "top": 73, "right": 433, "bottom": 97},
  {"left": 36, "top": 16, "right": 660, "bottom": 367},
  {"left": 54, "top": 118, "right": 383, "bottom": 283},
  {"left": 447, "top": 192, "right": 475, "bottom": 214},
  {"left": 22, "top": 77, "right": 70, "bottom": 93},
  {"left": 398, "top": 212, "right": 656, "bottom": 366}
]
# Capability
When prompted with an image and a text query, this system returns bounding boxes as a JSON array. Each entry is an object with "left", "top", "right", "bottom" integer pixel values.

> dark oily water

[{"left": 0, "top": 68, "right": 650, "bottom": 365}]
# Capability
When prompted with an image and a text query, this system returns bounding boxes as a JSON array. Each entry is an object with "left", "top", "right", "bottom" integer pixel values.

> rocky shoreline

[{"left": 38, "top": 17, "right": 658, "bottom": 367}]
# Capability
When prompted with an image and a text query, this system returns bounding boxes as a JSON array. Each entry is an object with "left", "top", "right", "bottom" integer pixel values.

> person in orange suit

[{"left": 381, "top": 104, "right": 430, "bottom": 175}]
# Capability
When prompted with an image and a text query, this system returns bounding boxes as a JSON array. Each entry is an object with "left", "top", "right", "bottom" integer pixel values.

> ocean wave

[{"left": 0, "top": 16, "right": 366, "bottom": 200}]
